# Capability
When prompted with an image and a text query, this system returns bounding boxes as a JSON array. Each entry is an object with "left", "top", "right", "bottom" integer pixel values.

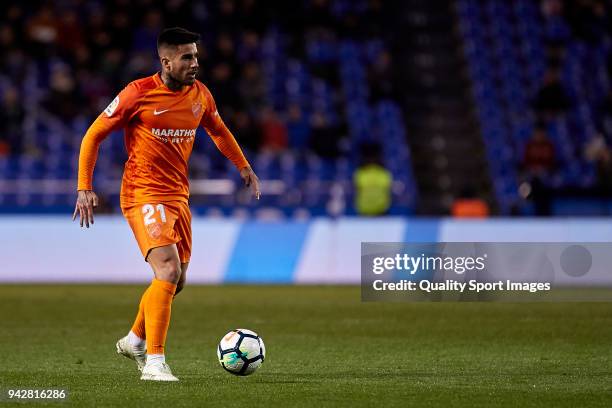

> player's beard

[
  {"left": 179, "top": 69, "right": 197, "bottom": 85},
  {"left": 184, "top": 71, "right": 197, "bottom": 85},
  {"left": 164, "top": 70, "right": 195, "bottom": 90}
]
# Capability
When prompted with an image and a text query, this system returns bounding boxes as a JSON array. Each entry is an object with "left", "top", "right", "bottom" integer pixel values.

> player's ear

[
  {"left": 160, "top": 56, "right": 171, "bottom": 71},
  {"left": 158, "top": 45, "right": 173, "bottom": 71}
]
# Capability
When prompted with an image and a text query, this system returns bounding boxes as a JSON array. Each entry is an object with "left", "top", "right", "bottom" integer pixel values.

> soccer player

[{"left": 73, "top": 27, "right": 260, "bottom": 381}]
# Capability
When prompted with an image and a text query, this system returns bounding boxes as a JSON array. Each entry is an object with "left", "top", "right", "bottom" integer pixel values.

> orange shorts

[{"left": 121, "top": 201, "right": 192, "bottom": 263}]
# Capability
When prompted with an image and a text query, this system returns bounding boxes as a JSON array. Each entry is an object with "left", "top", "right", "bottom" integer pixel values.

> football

[{"left": 217, "top": 329, "right": 266, "bottom": 376}]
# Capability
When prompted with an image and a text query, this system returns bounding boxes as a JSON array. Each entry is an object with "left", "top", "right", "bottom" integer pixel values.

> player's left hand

[{"left": 240, "top": 166, "right": 261, "bottom": 200}]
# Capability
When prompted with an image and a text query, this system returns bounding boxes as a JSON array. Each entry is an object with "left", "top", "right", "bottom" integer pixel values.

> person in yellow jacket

[{"left": 353, "top": 142, "right": 392, "bottom": 216}]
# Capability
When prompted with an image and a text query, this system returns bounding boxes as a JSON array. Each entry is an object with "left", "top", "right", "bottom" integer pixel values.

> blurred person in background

[
  {"left": 231, "top": 109, "right": 261, "bottom": 153},
  {"left": 25, "top": 4, "right": 59, "bottom": 58},
  {"left": 208, "top": 61, "right": 241, "bottom": 114},
  {"left": 309, "top": 110, "right": 343, "bottom": 159},
  {"left": 238, "top": 61, "right": 266, "bottom": 113},
  {"left": 585, "top": 134, "right": 612, "bottom": 195},
  {"left": 368, "top": 50, "right": 398, "bottom": 103},
  {"left": 353, "top": 142, "right": 392, "bottom": 216},
  {"left": 564, "top": 0, "right": 610, "bottom": 45},
  {"left": 287, "top": 104, "right": 311, "bottom": 151},
  {"left": 533, "top": 67, "right": 571, "bottom": 119},
  {"left": 0, "top": 87, "right": 25, "bottom": 156},
  {"left": 523, "top": 125, "right": 557, "bottom": 177},
  {"left": 522, "top": 126, "right": 557, "bottom": 216},
  {"left": 43, "top": 64, "right": 85, "bottom": 121},
  {"left": 259, "top": 105, "right": 288, "bottom": 153},
  {"left": 594, "top": 146, "right": 612, "bottom": 195},
  {"left": 599, "top": 89, "right": 612, "bottom": 140}
]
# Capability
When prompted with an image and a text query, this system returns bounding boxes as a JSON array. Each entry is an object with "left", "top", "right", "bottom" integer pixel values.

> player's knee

[{"left": 156, "top": 260, "right": 182, "bottom": 284}]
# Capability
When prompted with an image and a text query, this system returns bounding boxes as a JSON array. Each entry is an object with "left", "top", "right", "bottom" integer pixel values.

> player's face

[{"left": 168, "top": 43, "right": 199, "bottom": 85}]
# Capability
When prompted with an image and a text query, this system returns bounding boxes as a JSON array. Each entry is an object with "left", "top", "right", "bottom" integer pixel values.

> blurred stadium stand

[
  {"left": 0, "top": 0, "right": 610, "bottom": 217},
  {"left": 457, "top": 0, "right": 612, "bottom": 215}
]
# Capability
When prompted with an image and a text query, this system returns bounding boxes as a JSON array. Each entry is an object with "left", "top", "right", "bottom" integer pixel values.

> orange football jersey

[{"left": 77, "top": 73, "right": 249, "bottom": 205}]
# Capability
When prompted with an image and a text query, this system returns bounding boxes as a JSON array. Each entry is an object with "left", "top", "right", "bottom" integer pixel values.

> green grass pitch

[{"left": 0, "top": 285, "right": 610, "bottom": 407}]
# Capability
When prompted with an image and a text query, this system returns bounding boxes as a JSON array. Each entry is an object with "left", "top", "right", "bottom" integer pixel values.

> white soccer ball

[{"left": 217, "top": 329, "right": 266, "bottom": 376}]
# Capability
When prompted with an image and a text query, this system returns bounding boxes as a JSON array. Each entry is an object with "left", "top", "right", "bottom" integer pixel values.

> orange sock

[
  {"left": 144, "top": 278, "right": 177, "bottom": 355},
  {"left": 130, "top": 286, "right": 150, "bottom": 340}
]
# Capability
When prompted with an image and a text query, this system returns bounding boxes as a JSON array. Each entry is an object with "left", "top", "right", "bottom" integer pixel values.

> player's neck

[{"left": 161, "top": 71, "right": 184, "bottom": 92}]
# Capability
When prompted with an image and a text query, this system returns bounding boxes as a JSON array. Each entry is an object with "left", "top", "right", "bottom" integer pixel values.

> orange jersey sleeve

[
  {"left": 77, "top": 84, "right": 141, "bottom": 190},
  {"left": 199, "top": 86, "right": 250, "bottom": 171}
]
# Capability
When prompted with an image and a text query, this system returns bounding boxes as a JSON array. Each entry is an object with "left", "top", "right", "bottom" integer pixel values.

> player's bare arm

[
  {"left": 72, "top": 189, "right": 99, "bottom": 228},
  {"left": 240, "top": 166, "right": 261, "bottom": 200}
]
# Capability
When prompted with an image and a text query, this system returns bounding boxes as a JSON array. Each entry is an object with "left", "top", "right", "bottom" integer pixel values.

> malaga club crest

[{"left": 192, "top": 101, "right": 202, "bottom": 118}]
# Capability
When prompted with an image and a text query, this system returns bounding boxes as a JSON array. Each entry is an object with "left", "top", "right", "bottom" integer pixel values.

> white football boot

[
  {"left": 115, "top": 336, "right": 147, "bottom": 372},
  {"left": 140, "top": 361, "right": 179, "bottom": 382}
]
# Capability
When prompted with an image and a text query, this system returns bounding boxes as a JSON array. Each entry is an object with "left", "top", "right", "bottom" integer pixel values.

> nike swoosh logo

[{"left": 153, "top": 109, "right": 170, "bottom": 115}]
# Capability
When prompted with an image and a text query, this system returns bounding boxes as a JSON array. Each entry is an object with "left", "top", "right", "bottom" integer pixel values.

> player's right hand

[
  {"left": 72, "top": 190, "right": 99, "bottom": 228},
  {"left": 240, "top": 166, "right": 261, "bottom": 200}
]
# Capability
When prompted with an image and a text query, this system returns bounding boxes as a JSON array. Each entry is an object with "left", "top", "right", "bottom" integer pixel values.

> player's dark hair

[{"left": 157, "top": 27, "right": 200, "bottom": 50}]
